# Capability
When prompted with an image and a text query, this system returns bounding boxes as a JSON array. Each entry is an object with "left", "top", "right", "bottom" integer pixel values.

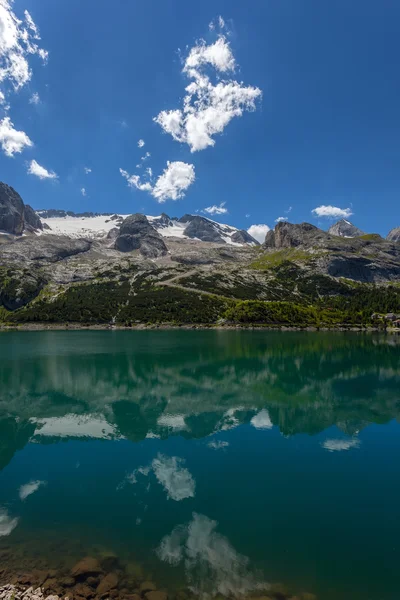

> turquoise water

[{"left": 0, "top": 330, "right": 399, "bottom": 599}]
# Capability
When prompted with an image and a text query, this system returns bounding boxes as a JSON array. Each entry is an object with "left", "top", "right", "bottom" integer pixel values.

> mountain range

[{"left": 0, "top": 181, "right": 399, "bottom": 326}]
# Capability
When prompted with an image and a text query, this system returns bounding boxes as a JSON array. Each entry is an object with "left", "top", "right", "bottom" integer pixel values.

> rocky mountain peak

[
  {"left": 264, "top": 221, "right": 328, "bottom": 249},
  {"left": 115, "top": 213, "right": 168, "bottom": 258},
  {"left": 328, "top": 219, "right": 365, "bottom": 238},
  {"left": 0, "top": 182, "right": 43, "bottom": 235},
  {"left": 387, "top": 227, "right": 400, "bottom": 242}
]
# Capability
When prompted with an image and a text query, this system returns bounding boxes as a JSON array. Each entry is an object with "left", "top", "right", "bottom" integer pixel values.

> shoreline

[{"left": 0, "top": 322, "right": 399, "bottom": 333}]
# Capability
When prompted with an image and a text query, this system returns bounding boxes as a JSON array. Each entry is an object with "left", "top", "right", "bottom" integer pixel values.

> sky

[{"left": 0, "top": 0, "right": 399, "bottom": 241}]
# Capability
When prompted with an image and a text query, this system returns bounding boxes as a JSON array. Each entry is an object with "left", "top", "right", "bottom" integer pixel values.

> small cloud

[
  {"left": 81, "top": 187, "right": 86, "bottom": 196},
  {"left": 311, "top": 205, "right": 353, "bottom": 219},
  {"left": 207, "top": 440, "right": 229, "bottom": 450},
  {"left": 0, "top": 117, "right": 33, "bottom": 157},
  {"left": 19, "top": 480, "right": 46, "bottom": 501},
  {"left": 146, "top": 167, "right": 153, "bottom": 178},
  {"left": 121, "top": 161, "right": 195, "bottom": 203},
  {"left": 29, "top": 92, "right": 40, "bottom": 105},
  {"left": 152, "top": 454, "right": 195, "bottom": 501},
  {"left": 250, "top": 409, "right": 273, "bottom": 430},
  {"left": 245, "top": 213, "right": 250, "bottom": 218},
  {"left": 285, "top": 206, "right": 293, "bottom": 214},
  {"left": 275, "top": 216, "right": 288, "bottom": 223},
  {"left": 137, "top": 139, "right": 145, "bottom": 148},
  {"left": 84, "top": 167, "right": 92, "bottom": 174},
  {"left": 322, "top": 438, "right": 361, "bottom": 452},
  {"left": 247, "top": 224, "right": 270, "bottom": 244},
  {"left": 0, "top": 509, "right": 19, "bottom": 537},
  {"left": 28, "top": 159, "right": 57, "bottom": 180},
  {"left": 202, "top": 202, "right": 227, "bottom": 215},
  {"left": 141, "top": 151, "right": 151, "bottom": 162},
  {"left": 119, "top": 120, "right": 128, "bottom": 128}
]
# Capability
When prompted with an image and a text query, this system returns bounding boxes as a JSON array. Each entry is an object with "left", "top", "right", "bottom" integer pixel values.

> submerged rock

[
  {"left": 70, "top": 557, "right": 102, "bottom": 578},
  {"left": 96, "top": 572, "right": 119, "bottom": 595}
]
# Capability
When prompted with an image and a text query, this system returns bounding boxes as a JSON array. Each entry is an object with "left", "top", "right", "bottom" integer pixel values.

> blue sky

[{"left": 0, "top": 0, "right": 399, "bottom": 237}]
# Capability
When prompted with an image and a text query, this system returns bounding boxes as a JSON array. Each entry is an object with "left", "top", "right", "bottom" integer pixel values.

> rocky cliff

[
  {"left": 115, "top": 214, "right": 167, "bottom": 258},
  {"left": 387, "top": 227, "right": 400, "bottom": 242},
  {"left": 328, "top": 219, "right": 365, "bottom": 238}
]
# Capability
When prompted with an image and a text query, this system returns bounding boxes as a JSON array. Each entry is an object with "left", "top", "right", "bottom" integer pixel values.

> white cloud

[
  {"left": 154, "top": 29, "right": 261, "bottom": 152},
  {"left": 250, "top": 409, "right": 273, "bottom": 430},
  {"left": 28, "top": 159, "right": 57, "bottom": 180},
  {"left": 119, "top": 168, "right": 153, "bottom": 192},
  {"left": 0, "top": 508, "right": 19, "bottom": 537},
  {"left": 207, "top": 440, "right": 229, "bottom": 450},
  {"left": 0, "top": 116, "right": 32, "bottom": 156},
  {"left": 275, "top": 216, "right": 288, "bottom": 223},
  {"left": 0, "top": 2, "right": 48, "bottom": 99},
  {"left": 153, "top": 161, "right": 195, "bottom": 202},
  {"left": 81, "top": 187, "right": 86, "bottom": 196},
  {"left": 84, "top": 166, "right": 92, "bottom": 174},
  {"left": 121, "top": 161, "right": 196, "bottom": 203},
  {"left": 247, "top": 224, "right": 270, "bottom": 244},
  {"left": 29, "top": 91, "right": 40, "bottom": 104},
  {"left": 245, "top": 213, "right": 250, "bottom": 218},
  {"left": 202, "top": 201, "right": 227, "bottom": 215},
  {"left": 19, "top": 480, "right": 46, "bottom": 501},
  {"left": 311, "top": 205, "right": 353, "bottom": 219},
  {"left": 322, "top": 438, "right": 361, "bottom": 452},
  {"left": 141, "top": 151, "right": 151, "bottom": 161},
  {"left": 137, "top": 138, "right": 145, "bottom": 148},
  {"left": 157, "top": 513, "right": 266, "bottom": 597},
  {"left": 152, "top": 454, "right": 195, "bottom": 501},
  {"left": 285, "top": 206, "right": 293, "bottom": 214}
]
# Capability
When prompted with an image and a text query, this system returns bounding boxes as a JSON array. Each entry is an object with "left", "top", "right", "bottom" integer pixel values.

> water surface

[{"left": 0, "top": 330, "right": 399, "bottom": 600}]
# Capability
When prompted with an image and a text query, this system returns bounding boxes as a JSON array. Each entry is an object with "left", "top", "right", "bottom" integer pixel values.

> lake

[{"left": 0, "top": 330, "right": 399, "bottom": 600}]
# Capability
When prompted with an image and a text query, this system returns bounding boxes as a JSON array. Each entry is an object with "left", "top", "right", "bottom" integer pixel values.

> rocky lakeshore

[{"left": 0, "top": 555, "right": 316, "bottom": 600}]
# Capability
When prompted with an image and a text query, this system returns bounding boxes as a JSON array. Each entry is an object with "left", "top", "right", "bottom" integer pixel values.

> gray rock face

[
  {"left": 231, "top": 229, "right": 259, "bottom": 245},
  {"left": 115, "top": 214, "right": 167, "bottom": 258},
  {"left": 387, "top": 227, "right": 400, "bottom": 242},
  {"left": 263, "top": 221, "right": 328, "bottom": 249},
  {"left": 328, "top": 219, "right": 365, "bottom": 238},
  {"left": 24, "top": 205, "right": 43, "bottom": 231},
  {"left": 183, "top": 216, "right": 226, "bottom": 243},
  {"left": 0, "top": 235, "right": 91, "bottom": 263},
  {"left": 0, "top": 182, "right": 25, "bottom": 235},
  {"left": 107, "top": 227, "right": 120, "bottom": 240}
]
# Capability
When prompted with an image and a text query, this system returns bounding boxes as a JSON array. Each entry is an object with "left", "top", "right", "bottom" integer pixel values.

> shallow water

[{"left": 0, "top": 330, "right": 399, "bottom": 599}]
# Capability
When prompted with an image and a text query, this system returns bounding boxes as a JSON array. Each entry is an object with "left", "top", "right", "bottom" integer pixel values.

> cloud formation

[
  {"left": 28, "top": 159, "right": 57, "bottom": 180},
  {"left": 154, "top": 27, "right": 261, "bottom": 152},
  {"left": 247, "top": 224, "right": 270, "bottom": 244},
  {"left": 81, "top": 187, "right": 86, "bottom": 196},
  {"left": 202, "top": 201, "right": 227, "bottom": 215},
  {"left": 322, "top": 438, "right": 361, "bottom": 452},
  {"left": 152, "top": 454, "right": 196, "bottom": 501},
  {"left": 19, "top": 479, "right": 46, "bottom": 501},
  {"left": 84, "top": 167, "right": 92, "bottom": 174},
  {"left": 0, "top": 508, "right": 19, "bottom": 537},
  {"left": 29, "top": 91, "right": 40, "bottom": 104},
  {"left": 120, "top": 161, "right": 195, "bottom": 203},
  {"left": 311, "top": 205, "right": 353, "bottom": 219},
  {"left": 0, "top": 115, "right": 32, "bottom": 156},
  {"left": 0, "top": 2, "right": 48, "bottom": 96},
  {"left": 137, "top": 138, "right": 145, "bottom": 148},
  {"left": 157, "top": 513, "right": 266, "bottom": 597},
  {"left": 275, "top": 216, "right": 288, "bottom": 223}
]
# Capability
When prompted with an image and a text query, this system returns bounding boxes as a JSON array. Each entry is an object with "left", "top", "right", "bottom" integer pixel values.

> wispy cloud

[
  {"left": 84, "top": 166, "right": 92, "bottom": 174},
  {"left": 120, "top": 161, "right": 195, "bottom": 203},
  {"left": 28, "top": 159, "right": 57, "bottom": 180},
  {"left": 322, "top": 438, "right": 361, "bottom": 452},
  {"left": 0, "top": 3, "right": 48, "bottom": 101},
  {"left": 275, "top": 216, "right": 288, "bottom": 223},
  {"left": 19, "top": 480, "right": 46, "bottom": 501},
  {"left": 154, "top": 22, "right": 261, "bottom": 152},
  {"left": 0, "top": 116, "right": 33, "bottom": 156},
  {"left": 247, "top": 224, "right": 270, "bottom": 243},
  {"left": 29, "top": 92, "right": 40, "bottom": 105},
  {"left": 202, "top": 201, "right": 227, "bottom": 215},
  {"left": 81, "top": 187, "right": 86, "bottom": 196},
  {"left": 311, "top": 205, "right": 353, "bottom": 219},
  {"left": 137, "top": 138, "right": 145, "bottom": 147}
]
